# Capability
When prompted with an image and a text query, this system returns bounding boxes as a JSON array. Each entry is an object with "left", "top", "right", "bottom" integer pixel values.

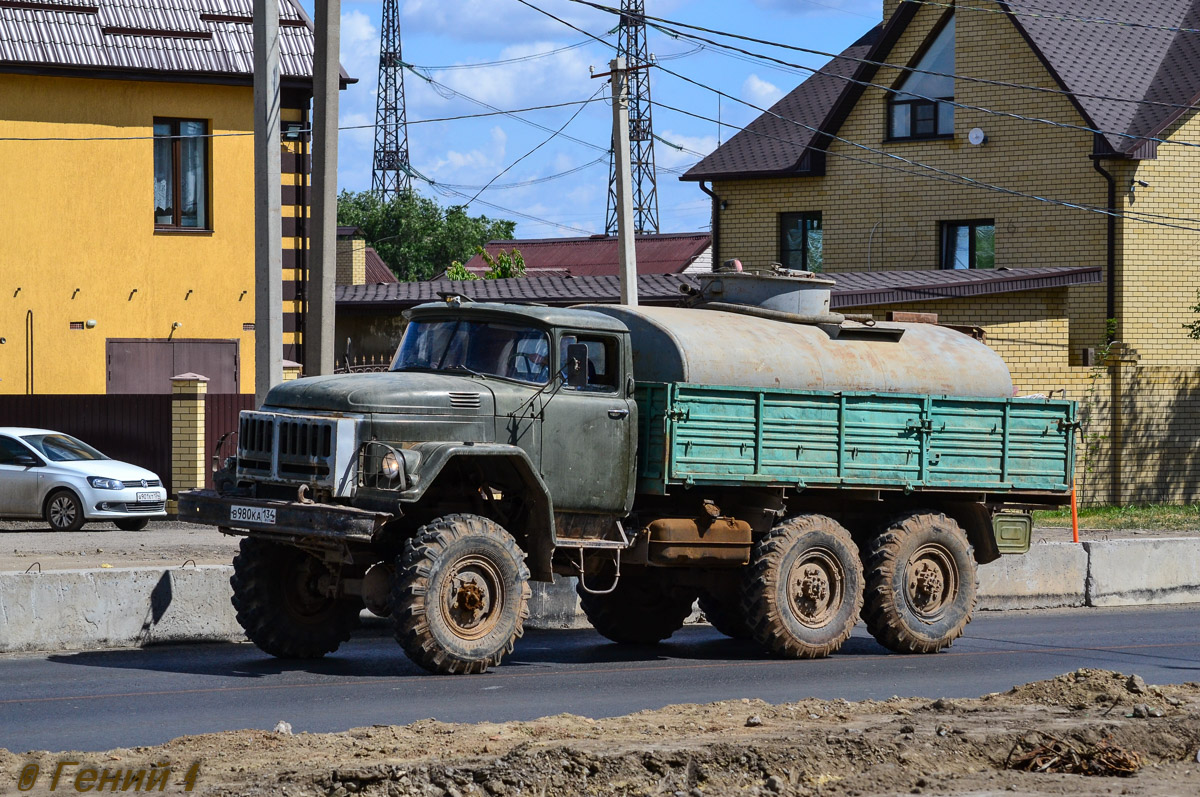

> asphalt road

[{"left": 2, "top": 605, "right": 1198, "bottom": 753}]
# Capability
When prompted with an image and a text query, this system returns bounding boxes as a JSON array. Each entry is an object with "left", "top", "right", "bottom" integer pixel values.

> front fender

[{"left": 398, "top": 442, "right": 556, "bottom": 582}]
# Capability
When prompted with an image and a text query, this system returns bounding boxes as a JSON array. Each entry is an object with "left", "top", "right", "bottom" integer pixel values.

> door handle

[{"left": 608, "top": 408, "right": 629, "bottom": 420}]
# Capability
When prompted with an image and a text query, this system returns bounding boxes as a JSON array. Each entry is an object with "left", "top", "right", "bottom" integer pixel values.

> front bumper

[
  {"left": 177, "top": 490, "right": 393, "bottom": 544},
  {"left": 84, "top": 487, "right": 168, "bottom": 519}
]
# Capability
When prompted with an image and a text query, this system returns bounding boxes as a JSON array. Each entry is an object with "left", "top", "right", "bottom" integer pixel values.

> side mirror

[
  {"left": 565, "top": 343, "right": 589, "bottom": 388},
  {"left": 13, "top": 455, "right": 40, "bottom": 468}
]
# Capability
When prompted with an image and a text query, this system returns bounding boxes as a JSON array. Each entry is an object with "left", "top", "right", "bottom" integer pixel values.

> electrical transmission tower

[
  {"left": 605, "top": 0, "right": 659, "bottom": 235},
  {"left": 372, "top": 0, "right": 411, "bottom": 200}
]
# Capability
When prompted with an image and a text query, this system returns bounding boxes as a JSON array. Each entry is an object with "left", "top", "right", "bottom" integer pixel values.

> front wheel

[
  {"left": 392, "top": 514, "right": 531, "bottom": 675},
  {"left": 740, "top": 515, "right": 863, "bottom": 658},
  {"left": 861, "top": 511, "right": 978, "bottom": 654},
  {"left": 45, "top": 490, "right": 85, "bottom": 532},
  {"left": 230, "top": 537, "right": 362, "bottom": 658}
]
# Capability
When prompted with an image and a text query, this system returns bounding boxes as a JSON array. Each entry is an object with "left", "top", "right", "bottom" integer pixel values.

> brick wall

[{"left": 336, "top": 236, "right": 367, "bottom": 286}]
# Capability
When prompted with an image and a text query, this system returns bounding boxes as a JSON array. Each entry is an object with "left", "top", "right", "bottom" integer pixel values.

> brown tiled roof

[
  {"left": 363, "top": 246, "right": 398, "bottom": 284},
  {"left": 461, "top": 232, "right": 711, "bottom": 277},
  {"left": 336, "top": 266, "right": 1100, "bottom": 311},
  {"left": 0, "top": 0, "right": 354, "bottom": 83},
  {"left": 685, "top": 1, "right": 1200, "bottom": 179}
]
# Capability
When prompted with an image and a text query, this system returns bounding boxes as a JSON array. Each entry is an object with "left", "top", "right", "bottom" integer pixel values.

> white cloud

[
  {"left": 742, "top": 74, "right": 784, "bottom": 110},
  {"left": 428, "top": 126, "right": 508, "bottom": 176},
  {"left": 339, "top": 10, "right": 379, "bottom": 84},
  {"left": 400, "top": 0, "right": 608, "bottom": 42}
]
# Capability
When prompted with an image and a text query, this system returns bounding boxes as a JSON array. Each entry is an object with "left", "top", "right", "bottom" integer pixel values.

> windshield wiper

[{"left": 443, "top": 363, "right": 486, "bottom": 379}]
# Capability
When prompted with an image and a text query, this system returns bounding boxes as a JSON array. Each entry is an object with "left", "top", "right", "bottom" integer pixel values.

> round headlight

[{"left": 381, "top": 452, "right": 401, "bottom": 480}]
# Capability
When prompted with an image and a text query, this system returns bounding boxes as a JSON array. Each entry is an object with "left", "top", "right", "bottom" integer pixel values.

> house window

[
  {"left": 779, "top": 212, "right": 823, "bottom": 272},
  {"left": 889, "top": 15, "right": 955, "bottom": 140},
  {"left": 154, "top": 118, "right": 209, "bottom": 229},
  {"left": 941, "top": 220, "right": 995, "bottom": 269}
]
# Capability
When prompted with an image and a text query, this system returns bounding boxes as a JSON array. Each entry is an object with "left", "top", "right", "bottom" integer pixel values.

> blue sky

[{"left": 299, "top": 0, "right": 883, "bottom": 238}]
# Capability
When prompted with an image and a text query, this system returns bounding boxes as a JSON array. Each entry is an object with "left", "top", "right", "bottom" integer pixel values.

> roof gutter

[
  {"left": 698, "top": 181, "right": 719, "bottom": 266},
  {"left": 1092, "top": 156, "right": 1117, "bottom": 342}
]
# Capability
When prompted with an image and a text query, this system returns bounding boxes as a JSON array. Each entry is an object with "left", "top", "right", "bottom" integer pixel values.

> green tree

[
  {"left": 445, "top": 247, "right": 527, "bottom": 281},
  {"left": 336, "top": 190, "right": 516, "bottom": 281}
]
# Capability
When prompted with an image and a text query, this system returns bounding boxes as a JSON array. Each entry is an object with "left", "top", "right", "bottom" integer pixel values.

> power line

[
  {"left": 412, "top": 35, "right": 608, "bottom": 71},
  {"left": 571, "top": 0, "right": 1200, "bottom": 150},
  {"left": 572, "top": 0, "right": 1200, "bottom": 114},
  {"left": 436, "top": 155, "right": 608, "bottom": 191},
  {"left": 649, "top": 89, "right": 1200, "bottom": 233},
  {"left": 0, "top": 99, "right": 609, "bottom": 142},
  {"left": 465, "top": 84, "right": 606, "bottom": 206}
]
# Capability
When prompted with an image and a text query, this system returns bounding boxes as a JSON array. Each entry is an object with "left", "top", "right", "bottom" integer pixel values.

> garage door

[{"left": 106, "top": 339, "right": 240, "bottom": 394}]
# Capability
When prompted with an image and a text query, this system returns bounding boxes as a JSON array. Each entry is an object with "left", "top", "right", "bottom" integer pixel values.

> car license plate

[
  {"left": 230, "top": 505, "right": 276, "bottom": 525},
  {"left": 137, "top": 492, "right": 157, "bottom": 503}
]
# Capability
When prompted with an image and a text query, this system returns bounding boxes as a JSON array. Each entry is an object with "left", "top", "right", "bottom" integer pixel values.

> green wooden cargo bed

[{"left": 635, "top": 382, "right": 1076, "bottom": 497}]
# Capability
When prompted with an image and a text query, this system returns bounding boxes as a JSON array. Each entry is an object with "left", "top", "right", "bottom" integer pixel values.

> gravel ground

[
  {"left": 1, "top": 669, "right": 1195, "bottom": 796},
  {"left": 0, "top": 520, "right": 240, "bottom": 571},
  {"left": 1, "top": 520, "right": 1196, "bottom": 573}
]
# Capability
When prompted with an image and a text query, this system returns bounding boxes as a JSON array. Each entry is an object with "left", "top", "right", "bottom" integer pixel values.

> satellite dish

[{"left": 968, "top": 127, "right": 988, "bottom": 146}]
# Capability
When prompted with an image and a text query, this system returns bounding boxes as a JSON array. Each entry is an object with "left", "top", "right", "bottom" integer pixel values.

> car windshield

[
  {"left": 392, "top": 319, "right": 552, "bottom": 385},
  {"left": 21, "top": 433, "right": 107, "bottom": 462}
]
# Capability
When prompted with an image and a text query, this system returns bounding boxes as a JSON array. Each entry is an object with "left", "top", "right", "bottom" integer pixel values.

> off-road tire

[
  {"left": 862, "top": 511, "right": 978, "bottom": 654},
  {"left": 392, "top": 514, "right": 531, "bottom": 675},
  {"left": 577, "top": 568, "right": 695, "bottom": 645},
  {"left": 44, "top": 489, "right": 85, "bottom": 532},
  {"left": 114, "top": 518, "right": 149, "bottom": 532},
  {"left": 740, "top": 515, "right": 863, "bottom": 658},
  {"left": 698, "top": 589, "right": 753, "bottom": 640},
  {"left": 230, "top": 537, "right": 361, "bottom": 658}
]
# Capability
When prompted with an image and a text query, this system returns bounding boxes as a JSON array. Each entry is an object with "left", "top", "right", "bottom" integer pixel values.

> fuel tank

[{"left": 584, "top": 304, "right": 1013, "bottom": 399}]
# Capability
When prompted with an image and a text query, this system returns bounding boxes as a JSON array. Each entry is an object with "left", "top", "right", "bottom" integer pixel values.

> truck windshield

[{"left": 392, "top": 320, "right": 553, "bottom": 385}]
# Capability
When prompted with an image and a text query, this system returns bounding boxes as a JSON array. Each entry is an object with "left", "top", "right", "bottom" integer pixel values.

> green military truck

[{"left": 180, "top": 269, "right": 1075, "bottom": 675}]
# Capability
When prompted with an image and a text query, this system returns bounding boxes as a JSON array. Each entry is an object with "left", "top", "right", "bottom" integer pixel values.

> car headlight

[
  {"left": 381, "top": 452, "right": 401, "bottom": 480},
  {"left": 87, "top": 477, "right": 124, "bottom": 490}
]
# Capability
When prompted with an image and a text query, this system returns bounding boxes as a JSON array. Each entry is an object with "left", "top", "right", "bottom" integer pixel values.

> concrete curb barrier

[
  {"left": 977, "top": 542, "right": 1089, "bottom": 611},
  {"left": 1085, "top": 538, "right": 1200, "bottom": 607},
  {"left": 0, "top": 538, "right": 1196, "bottom": 653}
]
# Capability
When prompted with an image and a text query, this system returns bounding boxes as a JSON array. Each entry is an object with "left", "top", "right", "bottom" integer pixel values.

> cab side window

[
  {"left": 560, "top": 334, "right": 619, "bottom": 393},
  {"left": 0, "top": 437, "right": 32, "bottom": 465}
]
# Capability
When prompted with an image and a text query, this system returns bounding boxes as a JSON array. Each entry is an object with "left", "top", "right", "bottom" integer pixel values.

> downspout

[
  {"left": 1092, "top": 158, "right": 1117, "bottom": 342},
  {"left": 1092, "top": 155, "right": 1120, "bottom": 504},
  {"left": 699, "top": 181, "right": 719, "bottom": 267}
]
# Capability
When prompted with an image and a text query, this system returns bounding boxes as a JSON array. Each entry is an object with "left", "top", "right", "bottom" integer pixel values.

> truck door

[{"left": 539, "top": 332, "right": 636, "bottom": 515}]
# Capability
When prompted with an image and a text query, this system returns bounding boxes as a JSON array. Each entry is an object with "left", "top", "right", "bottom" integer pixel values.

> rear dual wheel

[
  {"left": 741, "top": 514, "right": 863, "bottom": 658},
  {"left": 862, "top": 511, "right": 978, "bottom": 654}
]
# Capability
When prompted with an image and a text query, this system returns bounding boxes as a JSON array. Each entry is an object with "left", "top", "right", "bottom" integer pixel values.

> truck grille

[{"left": 236, "top": 411, "right": 359, "bottom": 497}]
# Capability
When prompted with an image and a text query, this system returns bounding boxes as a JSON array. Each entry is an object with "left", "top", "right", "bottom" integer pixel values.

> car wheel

[
  {"left": 45, "top": 490, "right": 85, "bottom": 532},
  {"left": 114, "top": 517, "right": 149, "bottom": 532}
]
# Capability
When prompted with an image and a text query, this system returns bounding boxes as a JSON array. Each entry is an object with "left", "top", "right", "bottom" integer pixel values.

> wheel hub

[
  {"left": 787, "top": 548, "right": 844, "bottom": 628},
  {"left": 441, "top": 556, "right": 504, "bottom": 641},
  {"left": 904, "top": 543, "right": 959, "bottom": 622}
]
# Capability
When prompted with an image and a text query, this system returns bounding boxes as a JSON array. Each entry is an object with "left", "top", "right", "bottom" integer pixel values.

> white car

[{"left": 0, "top": 427, "right": 168, "bottom": 531}]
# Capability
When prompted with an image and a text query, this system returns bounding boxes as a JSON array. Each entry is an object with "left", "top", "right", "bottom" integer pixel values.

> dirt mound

[{"left": 2, "top": 670, "right": 1197, "bottom": 796}]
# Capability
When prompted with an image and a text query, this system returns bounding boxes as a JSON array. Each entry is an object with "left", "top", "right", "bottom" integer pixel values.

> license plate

[
  {"left": 137, "top": 492, "right": 158, "bottom": 503},
  {"left": 230, "top": 505, "right": 276, "bottom": 525}
]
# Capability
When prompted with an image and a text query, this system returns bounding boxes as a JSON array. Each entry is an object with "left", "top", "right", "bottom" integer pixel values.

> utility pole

[
  {"left": 372, "top": 0, "right": 411, "bottom": 200},
  {"left": 610, "top": 57, "right": 638, "bottom": 306},
  {"left": 253, "top": 0, "right": 282, "bottom": 405},
  {"left": 307, "top": 0, "right": 339, "bottom": 377},
  {"left": 605, "top": 0, "right": 659, "bottom": 235}
]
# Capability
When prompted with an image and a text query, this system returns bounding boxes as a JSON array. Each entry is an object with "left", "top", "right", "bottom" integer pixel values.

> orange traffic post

[{"left": 1070, "top": 477, "right": 1080, "bottom": 543}]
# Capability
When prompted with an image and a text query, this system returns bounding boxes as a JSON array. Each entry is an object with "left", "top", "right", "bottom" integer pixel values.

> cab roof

[{"left": 406, "top": 300, "right": 630, "bottom": 333}]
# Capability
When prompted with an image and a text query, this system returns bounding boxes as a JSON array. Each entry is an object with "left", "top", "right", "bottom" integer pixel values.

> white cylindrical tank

[{"left": 584, "top": 305, "right": 1013, "bottom": 399}]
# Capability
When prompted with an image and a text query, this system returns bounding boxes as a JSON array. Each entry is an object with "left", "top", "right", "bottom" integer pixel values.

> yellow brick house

[
  {"left": 0, "top": 0, "right": 351, "bottom": 395},
  {"left": 684, "top": 0, "right": 1200, "bottom": 505}
]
